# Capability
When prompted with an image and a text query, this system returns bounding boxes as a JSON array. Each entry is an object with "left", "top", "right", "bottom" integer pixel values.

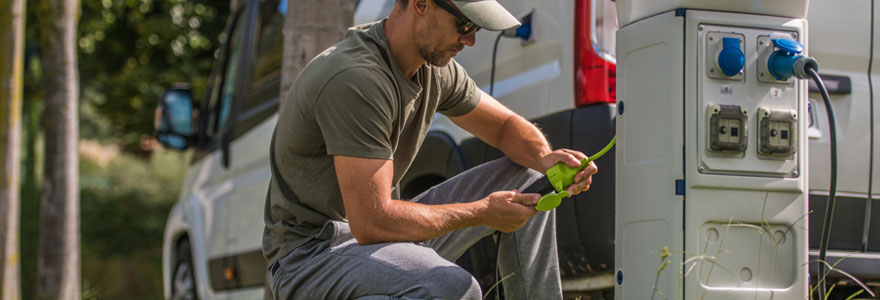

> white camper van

[{"left": 155, "top": 0, "right": 880, "bottom": 298}]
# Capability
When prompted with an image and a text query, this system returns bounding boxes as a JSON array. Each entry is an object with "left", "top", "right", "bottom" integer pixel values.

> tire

[{"left": 172, "top": 238, "right": 198, "bottom": 300}]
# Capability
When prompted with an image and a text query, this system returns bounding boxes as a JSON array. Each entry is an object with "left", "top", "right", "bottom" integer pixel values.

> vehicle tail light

[{"left": 575, "top": 0, "right": 618, "bottom": 107}]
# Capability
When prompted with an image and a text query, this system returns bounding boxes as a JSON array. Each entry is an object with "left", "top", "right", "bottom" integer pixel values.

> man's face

[{"left": 416, "top": 1, "right": 476, "bottom": 67}]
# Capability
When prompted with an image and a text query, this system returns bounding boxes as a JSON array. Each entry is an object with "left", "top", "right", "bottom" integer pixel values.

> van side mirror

[{"left": 155, "top": 85, "right": 197, "bottom": 150}]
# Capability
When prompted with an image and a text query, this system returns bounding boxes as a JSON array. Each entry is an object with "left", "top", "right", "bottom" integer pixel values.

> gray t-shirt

[{"left": 263, "top": 20, "right": 481, "bottom": 264}]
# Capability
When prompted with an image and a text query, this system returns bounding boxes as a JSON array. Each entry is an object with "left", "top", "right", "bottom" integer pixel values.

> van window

[
  {"left": 216, "top": 21, "right": 245, "bottom": 132},
  {"left": 201, "top": 11, "right": 245, "bottom": 139},
  {"left": 250, "top": 0, "right": 285, "bottom": 91}
]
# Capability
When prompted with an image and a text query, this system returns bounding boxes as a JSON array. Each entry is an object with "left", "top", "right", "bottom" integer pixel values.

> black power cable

[
  {"left": 488, "top": 30, "right": 506, "bottom": 300},
  {"left": 807, "top": 66, "right": 838, "bottom": 300},
  {"left": 488, "top": 25, "right": 533, "bottom": 298},
  {"left": 864, "top": 0, "right": 875, "bottom": 255},
  {"left": 489, "top": 32, "right": 504, "bottom": 97},
  {"left": 493, "top": 232, "right": 503, "bottom": 300}
]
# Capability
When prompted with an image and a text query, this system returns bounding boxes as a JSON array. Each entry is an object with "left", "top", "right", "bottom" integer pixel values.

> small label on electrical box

[
  {"left": 770, "top": 87, "right": 783, "bottom": 99},
  {"left": 720, "top": 85, "right": 733, "bottom": 95}
]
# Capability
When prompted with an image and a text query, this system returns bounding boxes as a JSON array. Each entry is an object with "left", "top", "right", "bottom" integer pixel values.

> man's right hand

[{"left": 481, "top": 191, "right": 540, "bottom": 233}]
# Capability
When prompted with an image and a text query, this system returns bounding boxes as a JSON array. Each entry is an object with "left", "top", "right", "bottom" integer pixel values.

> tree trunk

[
  {"left": 230, "top": 0, "right": 241, "bottom": 12},
  {"left": 35, "top": 0, "right": 80, "bottom": 299},
  {"left": 280, "top": 0, "right": 354, "bottom": 102},
  {"left": 273, "top": 4, "right": 351, "bottom": 299},
  {"left": 0, "top": 0, "right": 26, "bottom": 298}
]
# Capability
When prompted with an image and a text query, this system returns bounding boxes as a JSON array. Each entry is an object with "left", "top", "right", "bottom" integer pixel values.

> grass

[
  {"left": 808, "top": 258, "right": 875, "bottom": 300},
  {"left": 79, "top": 145, "right": 190, "bottom": 300},
  {"left": 483, "top": 272, "right": 516, "bottom": 300}
]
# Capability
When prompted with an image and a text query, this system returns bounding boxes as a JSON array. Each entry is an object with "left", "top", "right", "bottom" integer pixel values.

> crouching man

[{"left": 263, "top": 0, "right": 598, "bottom": 298}]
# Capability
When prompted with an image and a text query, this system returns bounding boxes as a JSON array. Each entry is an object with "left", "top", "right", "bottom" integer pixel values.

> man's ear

[{"left": 413, "top": 0, "right": 428, "bottom": 15}]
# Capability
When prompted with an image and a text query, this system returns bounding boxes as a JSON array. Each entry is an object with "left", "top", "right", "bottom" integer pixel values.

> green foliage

[
  {"left": 20, "top": 1, "right": 224, "bottom": 298},
  {"left": 19, "top": 99, "right": 42, "bottom": 300},
  {"left": 77, "top": 0, "right": 229, "bottom": 147},
  {"left": 80, "top": 148, "right": 190, "bottom": 300},
  {"left": 20, "top": 13, "right": 44, "bottom": 297}
]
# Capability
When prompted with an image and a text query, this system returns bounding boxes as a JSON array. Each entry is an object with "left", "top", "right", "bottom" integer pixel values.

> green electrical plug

[{"left": 534, "top": 136, "right": 616, "bottom": 211}]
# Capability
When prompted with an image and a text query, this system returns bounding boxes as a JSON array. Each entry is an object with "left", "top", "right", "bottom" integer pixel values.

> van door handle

[
  {"left": 808, "top": 127, "right": 823, "bottom": 140},
  {"left": 808, "top": 74, "right": 851, "bottom": 95}
]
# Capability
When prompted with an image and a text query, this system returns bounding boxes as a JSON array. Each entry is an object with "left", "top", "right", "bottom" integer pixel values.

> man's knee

[
  {"left": 421, "top": 265, "right": 482, "bottom": 300},
  {"left": 491, "top": 157, "right": 544, "bottom": 191}
]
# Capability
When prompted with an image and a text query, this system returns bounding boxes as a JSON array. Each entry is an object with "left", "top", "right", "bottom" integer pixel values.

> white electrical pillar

[{"left": 614, "top": 1, "right": 811, "bottom": 299}]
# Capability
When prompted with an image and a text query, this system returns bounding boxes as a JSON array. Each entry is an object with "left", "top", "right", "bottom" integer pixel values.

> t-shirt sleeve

[
  {"left": 437, "top": 59, "right": 481, "bottom": 117},
  {"left": 312, "top": 68, "right": 396, "bottom": 159}
]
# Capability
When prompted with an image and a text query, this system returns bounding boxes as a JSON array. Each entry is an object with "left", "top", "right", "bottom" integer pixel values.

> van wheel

[{"left": 172, "top": 239, "right": 198, "bottom": 300}]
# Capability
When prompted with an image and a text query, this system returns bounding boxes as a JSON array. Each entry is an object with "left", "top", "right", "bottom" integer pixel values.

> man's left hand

[{"left": 539, "top": 149, "right": 599, "bottom": 196}]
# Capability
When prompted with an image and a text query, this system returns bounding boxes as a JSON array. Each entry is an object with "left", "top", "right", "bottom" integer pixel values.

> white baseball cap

[{"left": 450, "top": 0, "right": 520, "bottom": 31}]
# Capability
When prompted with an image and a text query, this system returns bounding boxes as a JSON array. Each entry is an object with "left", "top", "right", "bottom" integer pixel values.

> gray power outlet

[
  {"left": 757, "top": 107, "right": 798, "bottom": 156},
  {"left": 708, "top": 104, "right": 749, "bottom": 153}
]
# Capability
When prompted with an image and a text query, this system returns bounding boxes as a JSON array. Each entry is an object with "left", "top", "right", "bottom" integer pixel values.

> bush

[{"left": 80, "top": 148, "right": 189, "bottom": 300}]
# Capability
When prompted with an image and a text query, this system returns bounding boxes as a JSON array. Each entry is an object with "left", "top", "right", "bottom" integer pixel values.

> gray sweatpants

[{"left": 267, "top": 158, "right": 562, "bottom": 300}]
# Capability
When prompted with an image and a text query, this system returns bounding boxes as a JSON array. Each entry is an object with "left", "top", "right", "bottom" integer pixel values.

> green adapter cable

[{"left": 523, "top": 136, "right": 616, "bottom": 211}]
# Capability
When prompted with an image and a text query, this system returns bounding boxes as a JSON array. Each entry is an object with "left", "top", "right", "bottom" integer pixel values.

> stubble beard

[
  {"left": 417, "top": 23, "right": 461, "bottom": 67},
  {"left": 419, "top": 45, "right": 453, "bottom": 67}
]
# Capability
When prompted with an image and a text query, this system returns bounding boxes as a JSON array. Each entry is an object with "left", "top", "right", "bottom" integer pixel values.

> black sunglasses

[{"left": 432, "top": 0, "right": 481, "bottom": 35}]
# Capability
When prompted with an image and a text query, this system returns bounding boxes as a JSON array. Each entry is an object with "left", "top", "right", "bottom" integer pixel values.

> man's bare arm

[
  {"left": 449, "top": 90, "right": 598, "bottom": 195},
  {"left": 334, "top": 155, "right": 539, "bottom": 245},
  {"left": 448, "top": 90, "right": 555, "bottom": 172}
]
